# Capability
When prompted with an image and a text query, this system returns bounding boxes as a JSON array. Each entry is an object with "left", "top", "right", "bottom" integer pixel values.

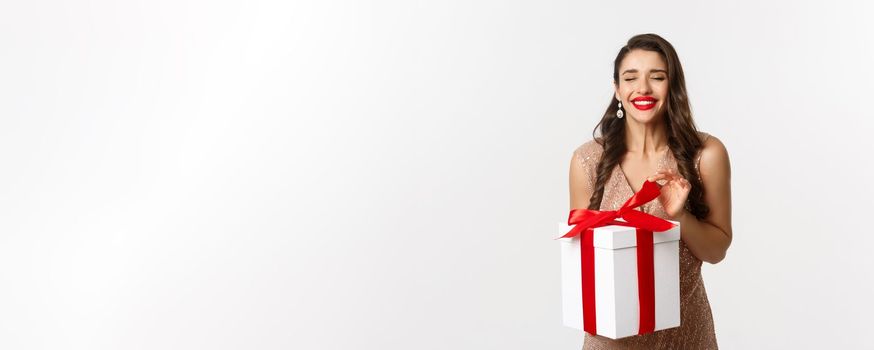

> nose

[{"left": 636, "top": 79, "right": 653, "bottom": 95}]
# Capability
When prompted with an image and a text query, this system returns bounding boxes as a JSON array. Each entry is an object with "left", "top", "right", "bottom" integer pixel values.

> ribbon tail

[
  {"left": 558, "top": 223, "right": 586, "bottom": 239},
  {"left": 618, "top": 180, "right": 663, "bottom": 212},
  {"left": 621, "top": 209, "right": 675, "bottom": 232}
]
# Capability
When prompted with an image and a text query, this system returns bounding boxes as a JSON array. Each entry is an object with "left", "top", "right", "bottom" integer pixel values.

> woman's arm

[{"left": 674, "top": 136, "right": 733, "bottom": 264}]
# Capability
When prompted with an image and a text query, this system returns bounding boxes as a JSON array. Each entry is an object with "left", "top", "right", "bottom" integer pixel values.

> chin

[
  {"left": 629, "top": 114, "right": 657, "bottom": 124},
  {"left": 628, "top": 110, "right": 664, "bottom": 124}
]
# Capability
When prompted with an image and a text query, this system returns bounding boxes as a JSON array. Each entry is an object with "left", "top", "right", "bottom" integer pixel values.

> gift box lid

[{"left": 558, "top": 218, "right": 680, "bottom": 250}]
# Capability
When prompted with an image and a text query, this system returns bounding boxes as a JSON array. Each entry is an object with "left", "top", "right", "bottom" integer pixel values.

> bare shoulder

[{"left": 698, "top": 132, "right": 730, "bottom": 178}]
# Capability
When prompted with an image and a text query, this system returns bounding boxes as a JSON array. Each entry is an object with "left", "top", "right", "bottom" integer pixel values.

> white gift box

[{"left": 559, "top": 220, "right": 681, "bottom": 339}]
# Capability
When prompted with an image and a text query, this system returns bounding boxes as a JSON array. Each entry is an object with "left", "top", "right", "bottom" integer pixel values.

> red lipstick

[{"left": 630, "top": 96, "right": 657, "bottom": 111}]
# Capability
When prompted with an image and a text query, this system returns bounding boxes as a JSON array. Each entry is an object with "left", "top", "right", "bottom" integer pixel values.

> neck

[{"left": 624, "top": 117, "right": 668, "bottom": 156}]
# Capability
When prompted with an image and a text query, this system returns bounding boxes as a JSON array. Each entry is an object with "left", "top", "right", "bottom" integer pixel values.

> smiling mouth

[{"left": 631, "top": 100, "right": 656, "bottom": 110}]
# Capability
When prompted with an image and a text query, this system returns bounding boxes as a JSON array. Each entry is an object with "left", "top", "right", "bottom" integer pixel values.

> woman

[{"left": 569, "top": 33, "right": 732, "bottom": 349}]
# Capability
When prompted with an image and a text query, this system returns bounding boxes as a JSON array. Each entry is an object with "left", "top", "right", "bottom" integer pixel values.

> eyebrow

[{"left": 621, "top": 69, "right": 667, "bottom": 75}]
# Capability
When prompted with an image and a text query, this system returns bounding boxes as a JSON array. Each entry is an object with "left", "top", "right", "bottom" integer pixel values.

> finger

[
  {"left": 654, "top": 169, "right": 677, "bottom": 182},
  {"left": 650, "top": 176, "right": 672, "bottom": 187},
  {"left": 648, "top": 173, "right": 667, "bottom": 182}
]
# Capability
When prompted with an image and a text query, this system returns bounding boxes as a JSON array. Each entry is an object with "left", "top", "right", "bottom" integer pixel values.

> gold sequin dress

[{"left": 572, "top": 132, "right": 718, "bottom": 350}]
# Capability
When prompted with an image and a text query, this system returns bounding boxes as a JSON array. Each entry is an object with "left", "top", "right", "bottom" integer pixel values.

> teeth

[{"left": 633, "top": 100, "right": 654, "bottom": 105}]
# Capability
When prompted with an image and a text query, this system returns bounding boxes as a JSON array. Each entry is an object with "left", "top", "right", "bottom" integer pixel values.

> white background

[{"left": 2, "top": 1, "right": 872, "bottom": 349}]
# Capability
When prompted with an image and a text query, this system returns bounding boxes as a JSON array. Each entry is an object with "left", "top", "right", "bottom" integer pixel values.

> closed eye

[{"left": 625, "top": 77, "right": 666, "bottom": 81}]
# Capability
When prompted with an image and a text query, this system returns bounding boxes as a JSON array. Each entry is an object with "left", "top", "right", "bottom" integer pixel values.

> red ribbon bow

[
  {"left": 560, "top": 180, "right": 676, "bottom": 336},
  {"left": 560, "top": 180, "right": 674, "bottom": 240}
]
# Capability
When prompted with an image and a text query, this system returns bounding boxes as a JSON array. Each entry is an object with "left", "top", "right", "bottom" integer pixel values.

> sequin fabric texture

[{"left": 571, "top": 132, "right": 718, "bottom": 350}]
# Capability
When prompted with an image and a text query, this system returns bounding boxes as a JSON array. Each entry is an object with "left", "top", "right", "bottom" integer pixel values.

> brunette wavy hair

[{"left": 588, "top": 33, "right": 709, "bottom": 220}]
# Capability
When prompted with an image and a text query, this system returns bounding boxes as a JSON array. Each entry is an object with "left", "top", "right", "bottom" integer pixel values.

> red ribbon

[{"left": 559, "top": 180, "right": 675, "bottom": 336}]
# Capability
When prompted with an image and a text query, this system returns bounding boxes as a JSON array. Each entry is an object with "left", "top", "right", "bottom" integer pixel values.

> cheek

[
  {"left": 657, "top": 87, "right": 669, "bottom": 105},
  {"left": 657, "top": 84, "right": 669, "bottom": 98}
]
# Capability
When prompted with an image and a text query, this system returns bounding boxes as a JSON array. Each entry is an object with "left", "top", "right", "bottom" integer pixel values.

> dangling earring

[{"left": 616, "top": 98, "right": 624, "bottom": 119}]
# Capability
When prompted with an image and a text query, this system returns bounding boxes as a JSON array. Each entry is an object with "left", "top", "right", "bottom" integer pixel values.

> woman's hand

[{"left": 647, "top": 168, "right": 691, "bottom": 220}]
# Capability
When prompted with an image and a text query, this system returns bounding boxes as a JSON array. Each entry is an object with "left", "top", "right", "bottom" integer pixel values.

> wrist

[{"left": 671, "top": 209, "right": 689, "bottom": 222}]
